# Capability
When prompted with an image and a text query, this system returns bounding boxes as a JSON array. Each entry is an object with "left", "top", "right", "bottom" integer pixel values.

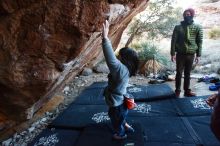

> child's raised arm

[
  {"left": 102, "top": 20, "right": 109, "bottom": 39},
  {"left": 102, "top": 20, "right": 120, "bottom": 72}
]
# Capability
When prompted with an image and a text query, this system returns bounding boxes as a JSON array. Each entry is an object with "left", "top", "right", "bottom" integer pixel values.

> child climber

[{"left": 102, "top": 20, "right": 139, "bottom": 140}]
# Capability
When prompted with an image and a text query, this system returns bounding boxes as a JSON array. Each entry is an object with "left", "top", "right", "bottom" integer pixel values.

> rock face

[
  {"left": 0, "top": 0, "right": 148, "bottom": 121},
  {"left": 195, "top": 0, "right": 220, "bottom": 28}
]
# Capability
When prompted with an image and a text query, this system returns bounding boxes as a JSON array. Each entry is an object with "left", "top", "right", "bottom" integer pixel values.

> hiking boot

[
  {"left": 184, "top": 90, "right": 196, "bottom": 97},
  {"left": 175, "top": 90, "right": 181, "bottom": 97},
  {"left": 113, "top": 133, "right": 127, "bottom": 140},
  {"left": 125, "top": 123, "right": 135, "bottom": 133}
]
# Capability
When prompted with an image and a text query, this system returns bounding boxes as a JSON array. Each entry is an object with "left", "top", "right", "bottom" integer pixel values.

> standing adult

[{"left": 171, "top": 8, "right": 203, "bottom": 97}]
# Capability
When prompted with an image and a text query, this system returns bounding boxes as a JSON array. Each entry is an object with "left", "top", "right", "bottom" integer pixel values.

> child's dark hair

[{"left": 119, "top": 47, "right": 139, "bottom": 77}]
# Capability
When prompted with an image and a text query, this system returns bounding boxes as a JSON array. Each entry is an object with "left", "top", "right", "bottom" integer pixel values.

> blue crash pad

[
  {"left": 129, "top": 99, "right": 178, "bottom": 117},
  {"left": 72, "top": 82, "right": 106, "bottom": 105},
  {"left": 43, "top": 81, "right": 218, "bottom": 146},
  {"left": 172, "top": 95, "right": 213, "bottom": 116},
  {"left": 50, "top": 105, "right": 109, "bottom": 128},
  {"left": 75, "top": 123, "right": 145, "bottom": 146},
  {"left": 50, "top": 99, "right": 179, "bottom": 128},
  {"left": 186, "top": 116, "right": 220, "bottom": 146},
  {"left": 127, "top": 116, "right": 198, "bottom": 145},
  {"left": 128, "top": 83, "right": 175, "bottom": 102},
  {"left": 73, "top": 82, "right": 175, "bottom": 105},
  {"left": 28, "top": 128, "right": 80, "bottom": 146}
]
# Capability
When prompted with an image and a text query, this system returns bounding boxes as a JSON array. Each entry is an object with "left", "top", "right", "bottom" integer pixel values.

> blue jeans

[{"left": 108, "top": 103, "right": 128, "bottom": 136}]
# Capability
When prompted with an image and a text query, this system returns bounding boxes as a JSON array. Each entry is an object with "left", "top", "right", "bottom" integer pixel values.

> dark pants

[
  {"left": 175, "top": 54, "right": 194, "bottom": 92},
  {"left": 108, "top": 103, "right": 128, "bottom": 136}
]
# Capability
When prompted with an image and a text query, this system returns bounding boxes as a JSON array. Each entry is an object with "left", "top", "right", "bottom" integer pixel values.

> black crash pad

[
  {"left": 172, "top": 95, "right": 213, "bottom": 116},
  {"left": 127, "top": 116, "right": 220, "bottom": 145},
  {"left": 72, "top": 82, "right": 106, "bottom": 105},
  {"left": 127, "top": 116, "right": 199, "bottom": 145},
  {"left": 185, "top": 116, "right": 220, "bottom": 146},
  {"left": 73, "top": 82, "right": 175, "bottom": 105},
  {"left": 73, "top": 87, "right": 105, "bottom": 105},
  {"left": 127, "top": 83, "right": 175, "bottom": 102},
  {"left": 129, "top": 99, "right": 178, "bottom": 117},
  {"left": 50, "top": 105, "right": 109, "bottom": 128},
  {"left": 144, "top": 142, "right": 196, "bottom": 146},
  {"left": 75, "top": 123, "right": 145, "bottom": 146},
  {"left": 28, "top": 128, "right": 80, "bottom": 146},
  {"left": 51, "top": 99, "right": 181, "bottom": 129},
  {"left": 86, "top": 81, "right": 107, "bottom": 89}
]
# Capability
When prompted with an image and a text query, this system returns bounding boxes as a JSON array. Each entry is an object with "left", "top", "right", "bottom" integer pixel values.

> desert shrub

[
  {"left": 131, "top": 42, "right": 169, "bottom": 75},
  {"left": 208, "top": 27, "right": 220, "bottom": 39},
  {"left": 133, "top": 42, "right": 168, "bottom": 65},
  {"left": 129, "top": 43, "right": 142, "bottom": 51}
]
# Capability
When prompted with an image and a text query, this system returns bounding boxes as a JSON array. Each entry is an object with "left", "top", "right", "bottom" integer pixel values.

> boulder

[
  {"left": 0, "top": 0, "right": 149, "bottom": 122},
  {"left": 93, "top": 62, "right": 110, "bottom": 74}
]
